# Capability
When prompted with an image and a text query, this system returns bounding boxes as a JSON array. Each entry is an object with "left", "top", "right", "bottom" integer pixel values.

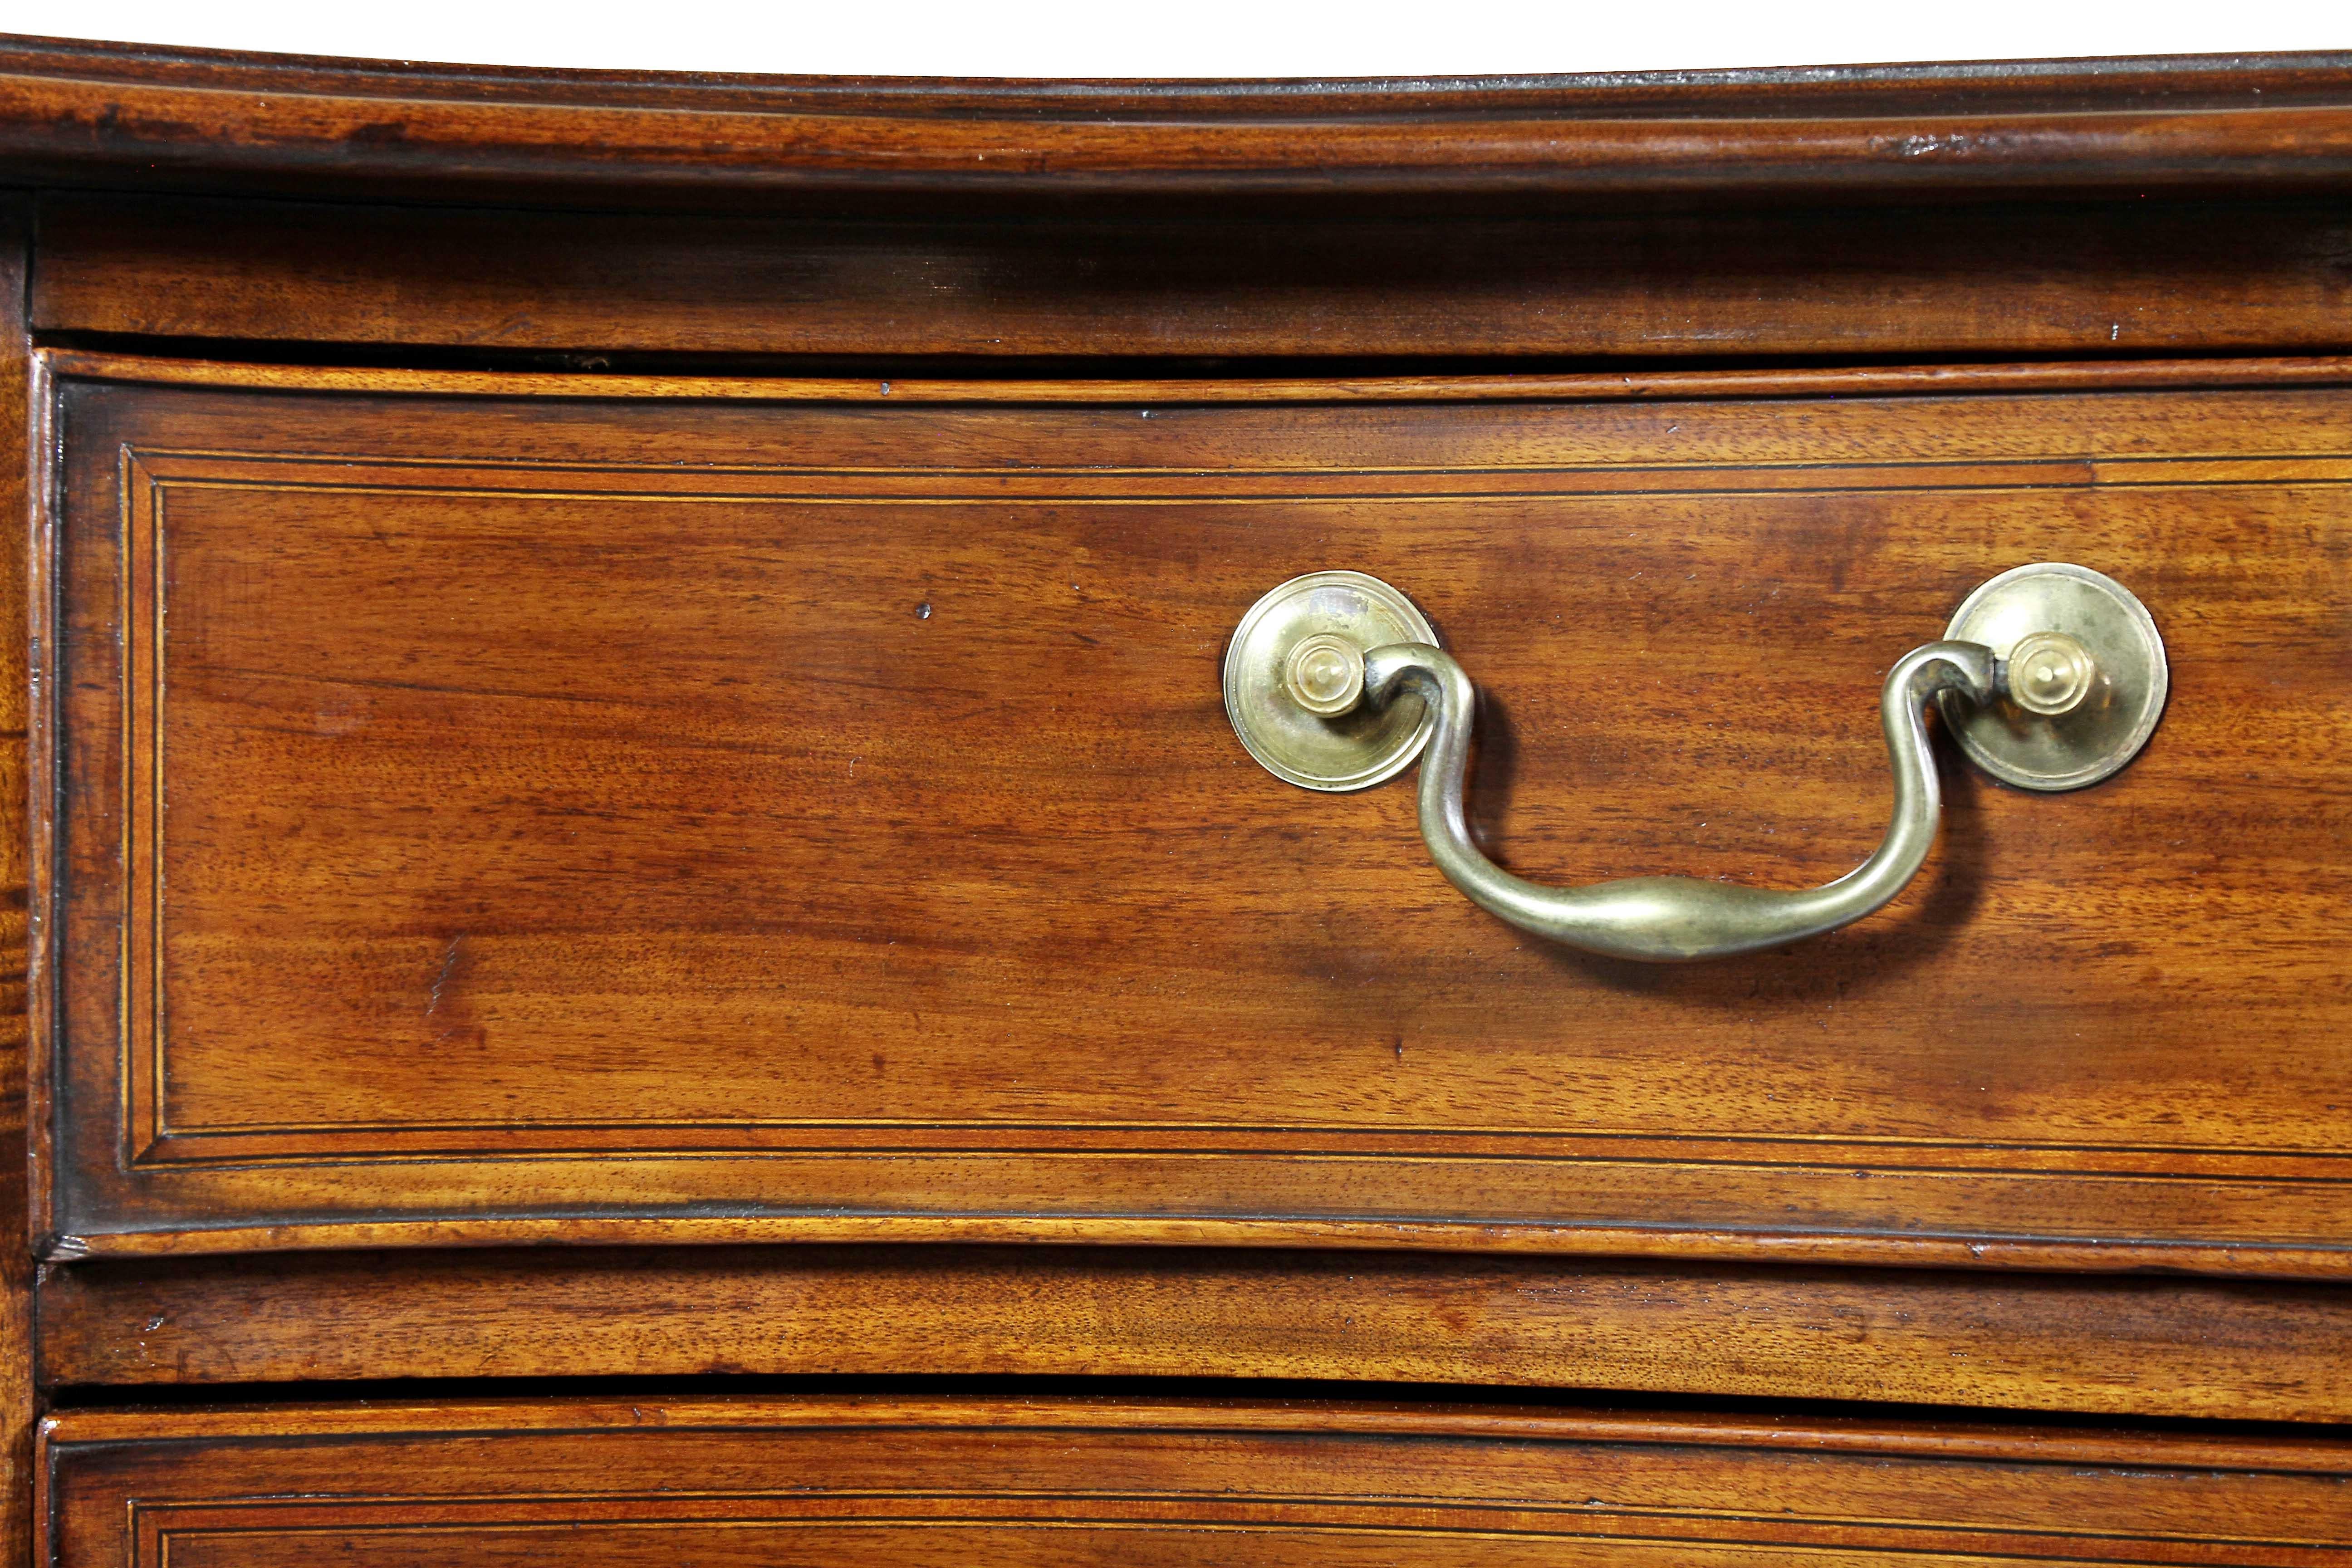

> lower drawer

[{"left": 39, "top": 1397, "right": 2352, "bottom": 1565}]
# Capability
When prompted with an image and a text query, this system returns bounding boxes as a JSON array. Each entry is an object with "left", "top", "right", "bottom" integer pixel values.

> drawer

[
  {"left": 39, "top": 1396, "right": 2352, "bottom": 1566},
  {"left": 32, "top": 352, "right": 2352, "bottom": 1268}
]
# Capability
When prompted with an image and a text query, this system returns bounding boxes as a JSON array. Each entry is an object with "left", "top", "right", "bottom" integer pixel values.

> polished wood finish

[
  {"left": 5, "top": 40, "right": 2352, "bottom": 209},
  {"left": 17, "top": 43, "right": 2352, "bottom": 1566},
  {"left": 42, "top": 348, "right": 2352, "bottom": 403},
  {"left": 0, "top": 196, "right": 35, "bottom": 1568},
  {"left": 36, "top": 356, "right": 2352, "bottom": 1269},
  {"left": 37, "top": 194, "right": 2352, "bottom": 361},
  {"left": 39, "top": 1246, "right": 2352, "bottom": 1422},
  {"left": 41, "top": 1396, "right": 2352, "bottom": 1567}
]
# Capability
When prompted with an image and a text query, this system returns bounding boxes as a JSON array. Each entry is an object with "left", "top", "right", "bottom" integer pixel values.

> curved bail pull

[
  {"left": 1361, "top": 639, "right": 1991, "bottom": 960},
  {"left": 1222, "top": 565, "right": 2166, "bottom": 962}
]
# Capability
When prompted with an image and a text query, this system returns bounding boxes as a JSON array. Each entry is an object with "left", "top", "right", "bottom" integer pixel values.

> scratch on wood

[{"left": 427, "top": 935, "right": 466, "bottom": 1018}]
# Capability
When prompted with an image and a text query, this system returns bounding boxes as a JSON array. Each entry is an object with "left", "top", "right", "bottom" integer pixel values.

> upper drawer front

[
  {"left": 42, "top": 1398, "right": 2352, "bottom": 1567},
  {"left": 38, "top": 193, "right": 2352, "bottom": 363},
  {"left": 35, "top": 358, "right": 2352, "bottom": 1267}
]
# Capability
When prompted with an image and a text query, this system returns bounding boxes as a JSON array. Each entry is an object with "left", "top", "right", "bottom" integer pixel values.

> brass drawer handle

[{"left": 1225, "top": 565, "right": 2166, "bottom": 962}]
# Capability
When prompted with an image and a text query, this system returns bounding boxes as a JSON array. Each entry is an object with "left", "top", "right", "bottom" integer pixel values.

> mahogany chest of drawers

[{"left": 2, "top": 34, "right": 2352, "bottom": 1565}]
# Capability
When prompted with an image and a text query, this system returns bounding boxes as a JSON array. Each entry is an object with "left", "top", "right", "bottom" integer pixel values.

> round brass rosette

[
  {"left": 1224, "top": 570, "right": 1439, "bottom": 791},
  {"left": 1941, "top": 562, "right": 2168, "bottom": 791}
]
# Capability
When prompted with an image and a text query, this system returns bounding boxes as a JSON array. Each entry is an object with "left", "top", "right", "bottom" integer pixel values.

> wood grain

[
  {"left": 36, "top": 1245, "right": 2352, "bottom": 1422},
  {"left": 36, "top": 195, "right": 2352, "bottom": 361},
  {"left": 16, "top": 36, "right": 2352, "bottom": 119},
  {"left": 33, "top": 359, "right": 2352, "bottom": 1267},
  {"left": 4, "top": 41, "right": 2352, "bottom": 209},
  {"left": 17, "top": 50, "right": 2352, "bottom": 1566},
  {"left": 42, "top": 349, "right": 2352, "bottom": 405},
  {"left": 0, "top": 195, "right": 33, "bottom": 1568},
  {"left": 40, "top": 1396, "right": 2352, "bottom": 1568}
]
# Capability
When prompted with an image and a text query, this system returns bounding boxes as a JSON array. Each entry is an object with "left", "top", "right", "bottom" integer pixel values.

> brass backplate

[
  {"left": 1940, "top": 562, "right": 2168, "bottom": 791},
  {"left": 1225, "top": 570, "right": 1438, "bottom": 791}
]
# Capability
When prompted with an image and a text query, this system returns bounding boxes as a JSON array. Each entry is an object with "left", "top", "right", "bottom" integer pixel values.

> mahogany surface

[
  {"left": 41, "top": 1397, "right": 2352, "bottom": 1568},
  {"left": 0, "top": 195, "right": 32, "bottom": 1568},
  {"left": 34, "top": 358, "right": 2352, "bottom": 1268},
  {"left": 10, "top": 39, "right": 2352, "bottom": 1568},
  {"left": 4, "top": 39, "right": 2352, "bottom": 209},
  {"left": 37, "top": 194, "right": 2352, "bottom": 363},
  {"left": 37, "top": 1245, "right": 2352, "bottom": 1422}
]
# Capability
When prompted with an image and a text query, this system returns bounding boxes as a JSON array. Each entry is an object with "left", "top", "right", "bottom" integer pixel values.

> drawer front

[
  {"left": 40, "top": 1397, "right": 2352, "bottom": 1567},
  {"left": 35, "top": 357, "right": 2352, "bottom": 1266}
]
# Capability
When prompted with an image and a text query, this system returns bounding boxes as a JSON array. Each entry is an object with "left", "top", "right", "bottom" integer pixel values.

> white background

[{"left": 0, "top": 0, "right": 2342, "bottom": 78}]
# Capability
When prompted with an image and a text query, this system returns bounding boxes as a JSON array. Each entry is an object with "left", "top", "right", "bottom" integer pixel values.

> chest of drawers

[{"left": 2, "top": 34, "right": 2351, "bottom": 1566}]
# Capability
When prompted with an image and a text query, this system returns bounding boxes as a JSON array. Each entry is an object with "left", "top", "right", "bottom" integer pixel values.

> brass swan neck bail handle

[{"left": 1223, "top": 565, "right": 2167, "bottom": 963}]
